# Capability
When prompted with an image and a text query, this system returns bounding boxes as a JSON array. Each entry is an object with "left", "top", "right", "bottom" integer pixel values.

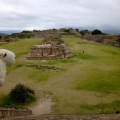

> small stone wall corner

[{"left": 0, "top": 108, "right": 32, "bottom": 119}]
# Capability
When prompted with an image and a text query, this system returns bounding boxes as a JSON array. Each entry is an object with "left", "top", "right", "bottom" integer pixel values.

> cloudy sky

[{"left": 0, "top": 0, "right": 120, "bottom": 33}]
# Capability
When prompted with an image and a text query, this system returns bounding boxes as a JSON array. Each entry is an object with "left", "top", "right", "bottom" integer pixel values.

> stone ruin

[
  {"left": 0, "top": 108, "right": 32, "bottom": 119},
  {"left": 27, "top": 37, "right": 72, "bottom": 60},
  {"left": 33, "top": 29, "right": 81, "bottom": 38},
  {"left": 34, "top": 30, "right": 61, "bottom": 38}
]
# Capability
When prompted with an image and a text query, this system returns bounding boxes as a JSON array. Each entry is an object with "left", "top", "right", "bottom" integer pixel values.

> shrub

[
  {"left": 80, "top": 30, "right": 91, "bottom": 35},
  {"left": 9, "top": 83, "right": 35, "bottom": 103},
  {"left": 5, "top": 39, "right": 10, "bottom": 42},
  {"left": 116, "top": 38, "right": 120, "bottom": 43},
  {"left": 92, "top": 29, "right": 102, "bottom": 35}
]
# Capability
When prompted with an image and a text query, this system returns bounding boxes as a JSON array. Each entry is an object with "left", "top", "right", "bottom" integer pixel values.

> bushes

[
  {"left": 92, "top": 29, "right": 102, "bottom": 35},
  {"left": 9, "top": 83, "right": 35, "bottom": 103},
  {"left": 116, "top": 38, "right": 120, "bottom": 43},
  {"left": 0, "top": 84, "right": 35, "bottom": 109}
]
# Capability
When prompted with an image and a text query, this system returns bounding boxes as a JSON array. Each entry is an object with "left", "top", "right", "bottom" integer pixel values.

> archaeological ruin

[
  {"left": 27, "top": 37, "right": 72, "bottom": 60},
  {"left": 34, "top": 30, "right": 61, "bottom": 38}
]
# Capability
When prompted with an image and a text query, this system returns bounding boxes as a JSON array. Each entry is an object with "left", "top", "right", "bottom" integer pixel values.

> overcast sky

[{"left": 0, "top": 0, "right": 120, "bottom": 33}]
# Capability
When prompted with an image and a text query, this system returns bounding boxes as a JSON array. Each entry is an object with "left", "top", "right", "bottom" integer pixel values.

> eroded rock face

[{"left": 27, "top": 37, "right": 72, "bottom": 60}]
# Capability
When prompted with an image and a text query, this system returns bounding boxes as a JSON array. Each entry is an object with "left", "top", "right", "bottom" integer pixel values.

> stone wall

[
  {"left": 27, "top": 38, "right": 72, "bottom": 60},
  {"left": 34, "top": 29, "right": 81, "bottom": 38},
  {"left": 0, "top": 108, "right": 32, "bottom": 119},
  {"left": 34, "top": 30, "right": 61, "bottom": 38},
  {"left": 81, "top": 35, "right": 118, "bottom": 44},
  {"left": 27, "top": 46, "right": 72, "bottom": 60},
  {"left": 2, "top": 114, "right": 120, "bottom": 120}
]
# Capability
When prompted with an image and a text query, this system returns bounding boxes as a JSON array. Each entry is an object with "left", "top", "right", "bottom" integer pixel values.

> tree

[
  {"left": 64, "top": 29, "right": 70, "bottom": 32},
  {"left": 59, "top": 28, "right": 67, "bottom": 32},
  {"left": 80, "top": 30, "right": 85, "bottom": 35},
  {"left": 75, "top": 29, "right": 79, "bottom": 32},
  {"left": 9, "top": 83, "right": 35, "bottom": 103},
  {"left": 52, "top": 28, "right": 57, "bottom": 31},
  {"left": 80, "top": 30, "right": 91, "bottom": 35},
  {"left": 116, "top": 38, "right": 120, "bottom": 43},
  {"left": 92, "top": 29, "right": 102, "bottom": 35}
]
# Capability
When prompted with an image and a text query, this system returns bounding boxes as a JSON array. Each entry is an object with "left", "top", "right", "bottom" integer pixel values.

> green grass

[
  {"left": 102, "top": 49, "right": 120, "bottom": 55},
  {"left": 0, "top": 94, "right": 36, "bottom": 109},
  {"left": 81, "top": 100, "right": 120, "bottom": 114},
  {"left": 0, "top": 37, "right": 120, "bottom": 114}
]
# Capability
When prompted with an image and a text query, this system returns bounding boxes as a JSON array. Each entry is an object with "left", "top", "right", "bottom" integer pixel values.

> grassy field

[{"left": 0, "top": 37, "right": 120, "bottom": 114}]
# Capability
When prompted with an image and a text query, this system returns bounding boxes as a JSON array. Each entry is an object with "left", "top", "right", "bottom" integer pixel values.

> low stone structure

[
  {"left": 5, "top": 37, "right": 19, "bottom": 42},
  {"left": 34, "top": 30, "right": 61, "bottom": 38},
  {"left": 69, "top": 29, "right": 81, "bottom": 37},
  {"left": 81, "top": 34, "right": 119, "bottom": 45},
  {"left": 34, "top": 29, "right": 81, "bottom": 38},
  {"left": 2, "top": 114, "right": 120, "bottom": 120},
  {"left": 0, "top": 108, "right": 32, "bottom": 119},
  {"left": 27, "top": 37, "right": 72, "bottom": 60}
]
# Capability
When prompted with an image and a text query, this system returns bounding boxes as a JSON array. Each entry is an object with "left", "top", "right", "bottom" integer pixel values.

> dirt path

[{"left": 30, "top": 98, "right": 55, "bottom": 115}]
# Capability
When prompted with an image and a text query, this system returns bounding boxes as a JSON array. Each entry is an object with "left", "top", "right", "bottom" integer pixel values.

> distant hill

[
  {"left": 0, "top": 33, "right": 8, "bottom": 37},
  {"left": 0, "top": 30, "right": 22, "bottom": 35},
  {"left": 77, "top": 26, "right": 120, "bottom": 35}
]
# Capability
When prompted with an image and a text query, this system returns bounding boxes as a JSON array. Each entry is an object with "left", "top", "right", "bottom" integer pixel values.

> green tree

[
  {"left": 116, "top": 38, "right": 120, "bottom": 43},
  {"left": 75, "top": 29, "right": 79, "bottom": 32},
  {"left": 92, "top": 29, "right": 102, "bottom": 35},
  {"left": 80, "top": 30, "right": 91, "bottom": 35},
  {"left": 9, "top": 83, "right": 35, "bottom": 103}
]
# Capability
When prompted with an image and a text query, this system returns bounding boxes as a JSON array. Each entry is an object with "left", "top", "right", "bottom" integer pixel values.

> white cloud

[{"left": 0, "top": 0, "right": 120, "bottom": 32}]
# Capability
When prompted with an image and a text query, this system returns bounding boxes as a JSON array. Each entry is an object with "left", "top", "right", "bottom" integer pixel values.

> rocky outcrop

[{"left": 27, "top": 37, "right": 72, "bottom": 60}]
